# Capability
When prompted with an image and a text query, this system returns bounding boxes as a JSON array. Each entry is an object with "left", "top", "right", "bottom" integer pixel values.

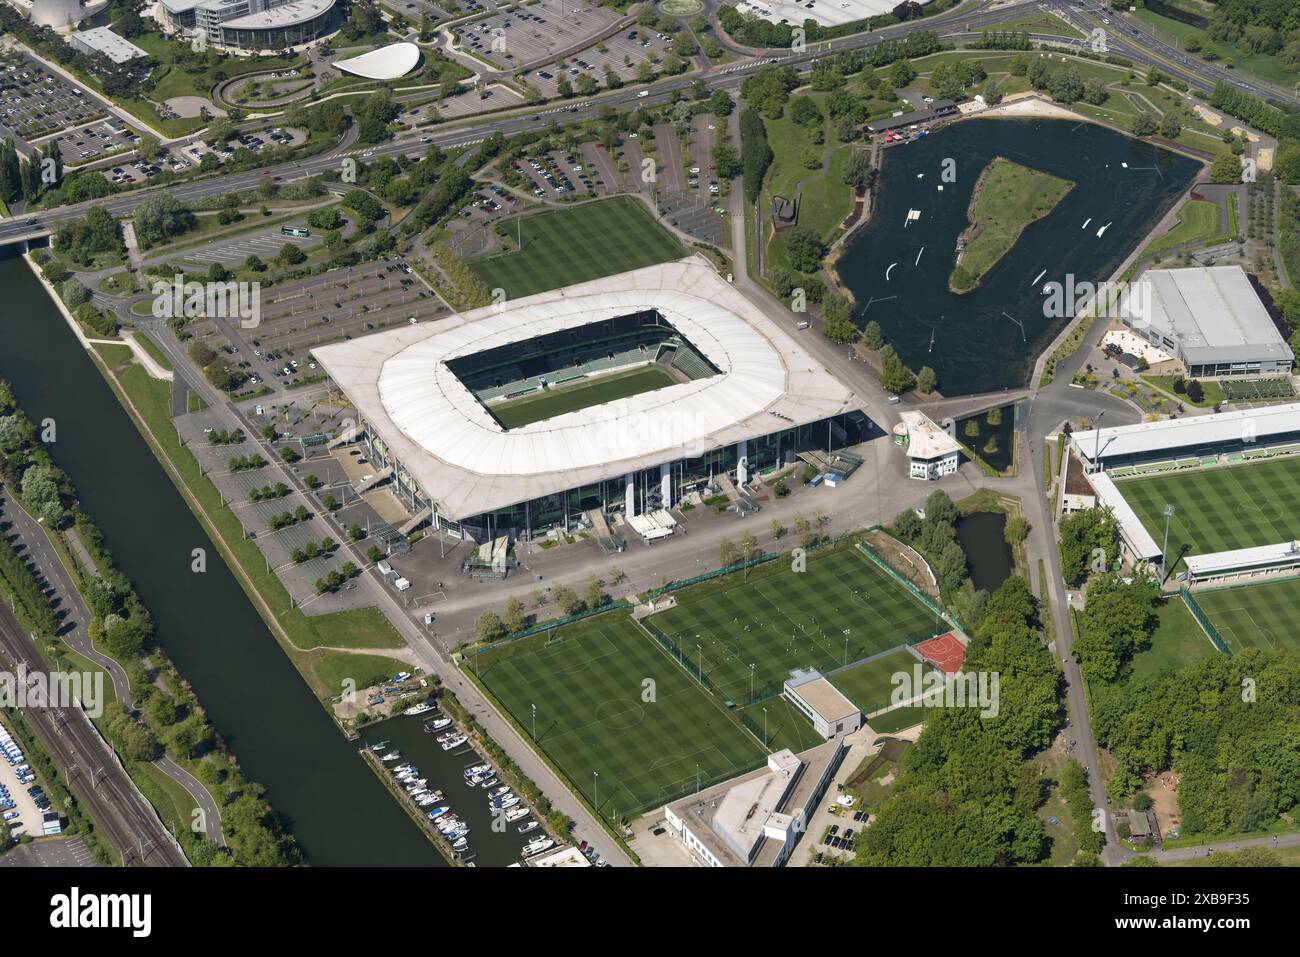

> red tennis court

[{"left": 914, "top": 632, "right": 966, "bottom": 675}]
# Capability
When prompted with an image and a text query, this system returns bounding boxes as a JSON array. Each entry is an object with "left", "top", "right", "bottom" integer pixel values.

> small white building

[
  {"left": 783, "top": 668, "right": 862, "bottom": 739},
  {"left": 70, "top": 26, "right": 147, "bottom": 64},
  {"left": 898, "top": 410, "right": 961, "bottom": 480}
]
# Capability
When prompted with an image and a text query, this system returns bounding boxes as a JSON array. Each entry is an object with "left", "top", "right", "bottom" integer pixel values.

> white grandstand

[{"left": 314, "top": 260, "right": 868, "bottom": 542}]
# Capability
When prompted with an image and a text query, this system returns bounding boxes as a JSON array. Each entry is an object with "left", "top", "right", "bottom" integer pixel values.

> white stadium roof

[
  {"left": 1072, "top": 402, "right": 1300, "bottom": 465},
  {"left": 314, "top": 260, "right": 859, "bottom": 521},
  {"left": 333, "top": 42, "right": 421, "bottom": 80}
]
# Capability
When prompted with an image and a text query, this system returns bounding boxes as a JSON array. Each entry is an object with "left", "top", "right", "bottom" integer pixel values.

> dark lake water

[
  {"left": 835, "top": 118, "right": 1201, "bottom": 395},
  {"left": 955, "top": 512, "right": 1014, "bottom": 593},
  {"left": 0, "top": 256, "right": 443, "bottom": 866}
]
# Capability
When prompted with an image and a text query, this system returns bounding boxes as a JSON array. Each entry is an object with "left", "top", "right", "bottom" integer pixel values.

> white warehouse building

[{"left": 1119, "top": 265, "right": 1294, "bottom": 379}]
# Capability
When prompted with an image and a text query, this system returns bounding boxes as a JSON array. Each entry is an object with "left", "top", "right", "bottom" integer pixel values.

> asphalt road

[
  {"left": 0, "top": 602, "right": 188, "bottom": 867},
  {"left": 4, "top": 0, "right": 1291, "bottom": 248}
]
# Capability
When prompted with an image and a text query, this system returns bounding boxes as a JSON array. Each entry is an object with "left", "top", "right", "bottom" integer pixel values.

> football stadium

[{"left": 314, "top": 260, "right": 869, "bottom": 544}]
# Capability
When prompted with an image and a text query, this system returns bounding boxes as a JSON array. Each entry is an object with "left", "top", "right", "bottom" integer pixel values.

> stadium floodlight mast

[
  {"left": 1094, "top": 410, "right": 1106, "bottom": 470},
  {"left": 1162, "top": 504, "right": 1176, "bottom": 581}
]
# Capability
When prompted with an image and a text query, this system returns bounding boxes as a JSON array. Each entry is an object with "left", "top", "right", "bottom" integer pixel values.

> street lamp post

[{"left": 1162, "top": 504, "right": 1176, "bottom": 582}]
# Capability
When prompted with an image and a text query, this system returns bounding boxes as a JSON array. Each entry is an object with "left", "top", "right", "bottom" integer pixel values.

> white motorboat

[
  {"left": 517, "top": 821, "right": 539, "bottom": 834},
  {"left": 404, "top": 702, "right": 436, "bottom": 717},
  {"left": 504, "top": 806, "right": 529, "bottom": 822}
]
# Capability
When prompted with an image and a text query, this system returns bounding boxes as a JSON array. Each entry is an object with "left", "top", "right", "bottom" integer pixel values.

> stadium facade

[
  {"left": 314, "top": 260, "right": 870, "bottom": 543},
  {"left": 157, "top": 0, "right": 337, "bottom": 52}
]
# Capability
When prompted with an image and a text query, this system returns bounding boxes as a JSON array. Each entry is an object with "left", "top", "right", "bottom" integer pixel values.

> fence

[
  {"left": 1179, "top": 586, "right": 1230, "bottom": 656},
  {"left": 467, "top": 600, "right": 634, "bottom": 660},
  {"left": 855, "top": 540, "right": 947, "bottom": 621},
  {"left": 641, "top": 621, "right": 712, "bottom": 692}
]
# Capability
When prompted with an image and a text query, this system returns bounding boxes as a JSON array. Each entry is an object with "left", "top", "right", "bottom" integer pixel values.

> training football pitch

[
  {"left": 647, "top": 545, "right": 942, "bottom": 703},
  {"left": 829, "top": 647, "right": 921, "bottom": 715},
  {"left": 470, "top": 614, "right": 765, "bottom": 823},
  {"left": 490, "top": 365, "right": 678, "bottom": 429},
  {"left": 1191, "top": 577, "right": 1300, "bottom": 655},
  {"left": 1119, "top": 457, "right": 1300, "bottom": 570},
  {"left": 469, "top": 196, "right": 688, "bottom": 300}
]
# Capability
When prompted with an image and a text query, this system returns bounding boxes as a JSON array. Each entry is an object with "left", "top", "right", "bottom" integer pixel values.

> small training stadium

[
  {"left": 314, "top": 260, "right": 869, "bottom": 544},
  {"left": 468, "top": 540, "right": 951, "bottom": 824},
  {"left": 1070, "top": 403, "right": 1300, "bottom": 656}
]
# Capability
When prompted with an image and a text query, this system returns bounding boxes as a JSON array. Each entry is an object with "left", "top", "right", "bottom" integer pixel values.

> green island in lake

[{"left": 950, "top": 157, "right": 1075, "bottom": 293}]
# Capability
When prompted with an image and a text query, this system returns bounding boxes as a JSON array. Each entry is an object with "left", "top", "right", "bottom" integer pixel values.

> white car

[{"left": 836, "top": 793, "right": 856, "bottom": 808}]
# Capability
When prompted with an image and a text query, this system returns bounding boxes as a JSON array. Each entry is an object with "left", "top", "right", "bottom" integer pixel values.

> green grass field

[
  {"left": 469, "top": 197, "right": 687, "bottom": 300},
  {"left": 1128, "top": 597, "right": 1217, "bottom": 684},
  {"left": 1191, "top": 577, "right": 1300, "bottom": 655},
  {"left": 1120, "top": 458, "right": 1300, "bottom": 571},
  {"left": 471, "top": 613, "right": 765, "bottom": 823},
  {"left": 828, "top": 647, "right": 920, "bottom": 716},
  {"left": 490, "top": 365, "right": 679, "bottom": 429},
  {"left": 1139, "top": 199, "right": 1222, "bottom": 259},
  {"left": 647, "top": 545, "right": 942, "bottom": 703},
  {"left": 736, "top": 696, "right": 826, "bottom": 755}
]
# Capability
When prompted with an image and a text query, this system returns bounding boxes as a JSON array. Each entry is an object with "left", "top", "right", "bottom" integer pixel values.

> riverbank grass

[
  {"left": 951, "top": 157, "right": 1074, "bottom": 292},
  {"left": 86, "top": 342, "right": 412, "bottom": 703}
]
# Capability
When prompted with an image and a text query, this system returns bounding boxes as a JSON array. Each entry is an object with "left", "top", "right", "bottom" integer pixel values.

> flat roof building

[
  {"left": 1119, "top": 266, "right": 1293, "bottom": 379},
  {"left": 898, "top": 410, "right": 961, "bottom": 480},
  {"left": 783, "top": 668, "right": 862, "bottom": 739},
  {"left": 866, "top": 99, "right": 957, "bottom": 133},
  {"left": 315, "top": 260, "right": 869, "bottom": 543},
  {"left": 664, "top": 741, "right": 848, "bottom": 867},
  {"left": 71, "top": 26, "right": 147, "bottom": 64},
  {"left": 1071, "top": 402, "right": 1300, "bottom": 471}
]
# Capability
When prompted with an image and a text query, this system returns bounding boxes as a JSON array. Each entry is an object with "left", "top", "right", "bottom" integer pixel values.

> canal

[
  {"left": 0, "top": 255, "right": 444, "bottom": 866},
  {"left": 835, "top": 118, "right": 1201, "bottom": 395}
]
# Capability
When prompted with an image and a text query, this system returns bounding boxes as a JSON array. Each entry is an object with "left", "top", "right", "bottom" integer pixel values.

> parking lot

[
  {"left": 521, "top": 24, "right": 673, "bottom": 97},
  {"left": 178, "top": 224, "right": 317, "bottom": 268},
  {"left": 0, "top": 52, "right": 108, "bottom": 142},
  {"left": 188, "top": 259, "right": 450, "bottom": 368},
  {"left": 0, "top": 720, "right": 45, "bottom": 841},
  {"left": 377, "top": 0, "right": 450, "bottom": 21},
  {"left": 453, "top": 0, "right": 619, "bottom": 71},
  {"left": 44, "top": 118, "right": 138, "bottom": 167},
  {"left": 429, "top": 83, "right": 529, "bottom": 119}
]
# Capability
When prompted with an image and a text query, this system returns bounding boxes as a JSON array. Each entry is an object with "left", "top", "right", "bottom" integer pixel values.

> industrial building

[
  {"left": 71, "top": 26, "right": 147, "bottom": 64},
  {"left": 1119, "top": 266, "right": 1294, "bottom": 379}
]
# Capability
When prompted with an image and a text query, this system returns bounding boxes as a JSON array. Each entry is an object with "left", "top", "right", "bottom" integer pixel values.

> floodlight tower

[{"left": 1161, "top": 504, "right": 1176, "bottom": 582}]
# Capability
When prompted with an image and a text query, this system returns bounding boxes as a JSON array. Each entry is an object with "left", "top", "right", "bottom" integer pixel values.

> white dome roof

[
  {"left": 333, "top": 42, "right": 421, "bottom": 81},
  {"left": 30, "top": 0, "right": 84, "bottom": 28}
]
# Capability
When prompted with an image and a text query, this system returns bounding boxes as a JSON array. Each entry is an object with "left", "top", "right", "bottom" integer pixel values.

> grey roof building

[
  {"left": 1120, "top": 266, "right": 1293, "bottom": 378},
  {"left": 71, "top": 27, "right": 147, "bottom": 64}
]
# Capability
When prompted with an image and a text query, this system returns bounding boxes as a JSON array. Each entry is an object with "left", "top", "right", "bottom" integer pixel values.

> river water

[
  {"left": 834, "top": 118, "right": 1201, "bottom": 395},
  {"left": 0, "top": 255, "right": 443, "bottom": 866}
]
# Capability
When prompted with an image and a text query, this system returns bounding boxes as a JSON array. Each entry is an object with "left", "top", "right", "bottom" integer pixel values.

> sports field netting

[
  {"left": 647, "top": 545, "right": 943, "bottom": 704},
  {"left": 469, "top": 196, "right": 688, "bottom": 300},
  {"left": 1119, "top": 457, "right": 1300, "bottom": 572},
  {"left": 1189, "top": 576, "right": 1300, "bottom": 655},
  {"left": 470, "top": 613, "right": 765, "bottom": 823}
]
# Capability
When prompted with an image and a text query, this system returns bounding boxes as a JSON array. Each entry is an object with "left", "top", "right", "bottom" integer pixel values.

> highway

[
  {"left": 0, "top": 602, "right": 189, "bottom": 867},
  {"left": 2, "top": 0, "right": 1292, "bottom": 247}
]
